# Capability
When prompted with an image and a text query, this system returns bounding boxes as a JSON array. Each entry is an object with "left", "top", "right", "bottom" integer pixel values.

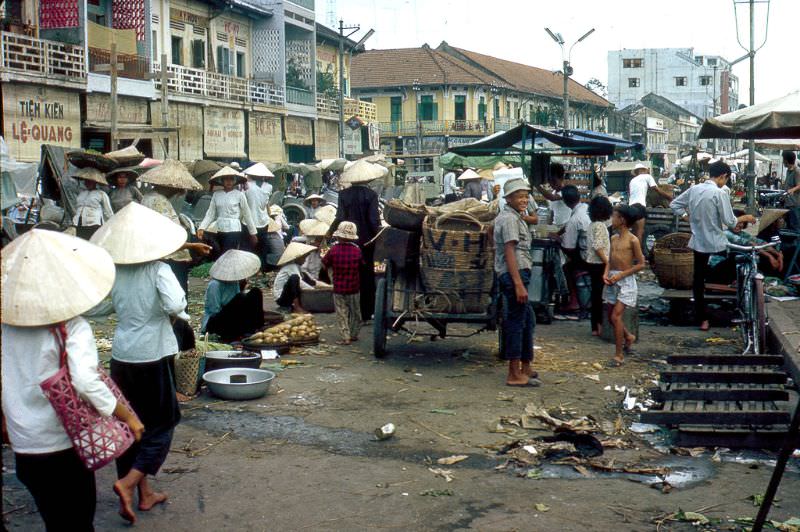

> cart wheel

[{"left": 373, "top": 278, "right": 388, "bottom": 358}]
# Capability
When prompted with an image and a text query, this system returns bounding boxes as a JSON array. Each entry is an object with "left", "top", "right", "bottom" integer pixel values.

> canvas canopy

[{"left": 698, "top": 90, "right": 800, "bottom": 139}]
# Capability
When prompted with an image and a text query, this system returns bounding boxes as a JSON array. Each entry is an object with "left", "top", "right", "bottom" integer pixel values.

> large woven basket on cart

[
  {"left": 421, "top": 212, "right": 491, "bottom": 254},
  {"left": 384, "top": 200, "right": 428, "bottom": 231},
  {"left": 420, "top": 267, "right": 494, "bottom": 313},
  {"left": 652, "top": 232, "right": 694, "bottom": 289}
]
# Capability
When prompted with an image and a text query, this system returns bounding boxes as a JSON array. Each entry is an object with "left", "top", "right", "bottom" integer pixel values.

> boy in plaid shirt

[{"left": 322, "top": 222, "right": 363, "bottom": 344}]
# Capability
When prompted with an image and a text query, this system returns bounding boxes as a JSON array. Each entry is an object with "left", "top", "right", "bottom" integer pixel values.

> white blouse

[
  {"left": 111, "top": 262, "right": 188, "bottom": 363},
  {"left": 73, "top": 189, "right": 113, "bottom": 227},
  {"left": 244, "top": 185, "right": 271, "bottom": 229},
  {"left": 198, "top": 189, "right": 257, "bottom": 235},
  {"left": 2, "top": 317, "right": 117, "bottom": 454}
]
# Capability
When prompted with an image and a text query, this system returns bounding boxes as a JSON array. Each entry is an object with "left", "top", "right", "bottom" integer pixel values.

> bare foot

[
  {"left": 624, "top": 333, "right": 636, "bottom": 350},
  {"left": 139, "top": 491, "right": 168, "bottom": 511},
  {"left": 591, "top": 330, "right": 600, "bottom": 337},
  {"left": 521, "top": 362, "right": 538, "bottom": 379},
  {"left": 608, "top": 356, "right": 624, "bottom": 367},
  {"left": 176, "top": 391, "right": 192, "bottom": 403},
  {"left": 506, "top": 376, "right": 530, "bottom": 386},
  {"left": 113, "top": 481, "right": 137, "bottom": 524},
  {"left": 699, "top": 320, "right": 710, "bottom": 331}
]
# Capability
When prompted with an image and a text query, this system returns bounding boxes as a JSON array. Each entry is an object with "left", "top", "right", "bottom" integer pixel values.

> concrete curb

[{"left": 768, "top": 299, "right": 800, "bottom": 382}]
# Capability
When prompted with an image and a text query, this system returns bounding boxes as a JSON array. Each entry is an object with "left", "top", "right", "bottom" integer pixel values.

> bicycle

[{"left": 727, "top": 240, "right": 780, "bottom": 354}]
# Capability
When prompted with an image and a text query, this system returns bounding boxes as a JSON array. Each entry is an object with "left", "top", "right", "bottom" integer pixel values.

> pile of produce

[{"left": 244, "top": 314, "right": 321, "bottom": 346}]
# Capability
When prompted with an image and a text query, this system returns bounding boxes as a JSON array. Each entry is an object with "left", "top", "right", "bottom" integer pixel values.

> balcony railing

[
  {"left": 316, "top": 95, "right": 378, "bottom": 122},
  {"left": 152, "top": 62, "right": 285, "bottom": 107},
  {"left": 286, "top": 86, "right": 315, "bottom": 107},
  {"left": 0, "top": 31, "right": 85, "bottom": 81},
  {"left": 378, "top": 119, "right": 492, "bottom": 136},
  {"left": 88, "top": 47, "right": 150, "bottom": 80},
  {"left": 316, "top": 94, "right": 340, "bottom": 117}
]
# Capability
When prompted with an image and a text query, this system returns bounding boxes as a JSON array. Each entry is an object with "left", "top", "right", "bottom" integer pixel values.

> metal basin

[
  {"left": 204, "top": 350, "right": 262, "bottom": 372},
  {"left": 203, "top": 368, "right": 275, "bottom": 401}
]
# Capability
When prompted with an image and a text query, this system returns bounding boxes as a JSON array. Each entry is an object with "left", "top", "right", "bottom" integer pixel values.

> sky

[{"left": 317, "top": 0, "right": 799, "bottom": 104}]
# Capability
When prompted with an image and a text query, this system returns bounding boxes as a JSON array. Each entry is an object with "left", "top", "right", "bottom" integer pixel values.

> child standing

[
  {"left": 321, "top": 222, "right": 362, "bottom": 344},
  {"left": 604, "top": 205, "right": 645, "bottom": 366},
  {"left": 586, "top": 196, "right": 613, "bottom": 336},
  {"left": 494, "top": 178, "right": 540, "bottom": 387}
]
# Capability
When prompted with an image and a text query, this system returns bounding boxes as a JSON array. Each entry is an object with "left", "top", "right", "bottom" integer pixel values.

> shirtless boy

[{"left": 604, "top": 205, "right": 645, "bottom": 366}]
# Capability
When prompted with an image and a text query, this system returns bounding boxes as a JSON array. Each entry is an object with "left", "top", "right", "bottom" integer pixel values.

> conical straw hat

[
  {"left": 303, "top": 194, "right": 325, "bottom": 205},
  {"left": 209, "top": 249, "right": 261, "bottom": 281},
  {"left": 277, "top": 242, "right": 316, "bottom": 266},
  {"left": 73, "top": 167, "right": 108, "bottom": 185},
  {"left": 266, "top": 215, "right": 281, "bottom": 233},
  {"left": 314, "top": 204, "right": 337, "bottom": 225},
  {"left": 209, "top": 166, "right": 247, "bottom": 185},
  {"left": 1, "top": 229, "right": 115, "bottom": 326},
  {"left": 106, "top": 166, "right": 142, "bottom": 184},
  {"left": 478, "top": 168, "right": 495, "bottom": 180},
  {"left": 105, "top": 145, "right": 145, "bottom": 167},
  {"left": 757, "top": 209, "right": 788, "bottom": 235},
  {"left": 269, "top": 205, "right": 284, "bottom": 217},
  {"left": 139, "top": 159, "right": 202, "bottom": 191},
  {"left": 493, "top": 162, "right": 509, "bottom": 171},
  {"left": 340, "top": 159, "right": 385, "bottom": 184},
  {"left": 243, "top": 162, "right": 274, "bottom": 178},
  {"left": 457, "top": 169, "right": 480, "bottom": 181},
  {"left": 299, "top": 218, "right": 329, "bottom": 237},
  {"left": 90, "top": 202, "right": 186, "bottom": 264}
]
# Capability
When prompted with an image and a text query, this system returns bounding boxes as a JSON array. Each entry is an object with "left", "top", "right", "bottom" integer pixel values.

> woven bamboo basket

[
  {"left": 652, "top": 232, "right": 694, "bottom": 289},
  {"left": 421, "top": 247, "right": 494, "bottom": 270},
  {"left": 421, "top": 212, "right": 491, "bottom": 254},
  {"left": 420, "top": 266, "right": 494, "bottom": 312},
  {"left": 174, "top": 350, "right": 205, "bottom": 397},
  {"left": 384, "top": 200, "right": 427, "bottom": 231}
]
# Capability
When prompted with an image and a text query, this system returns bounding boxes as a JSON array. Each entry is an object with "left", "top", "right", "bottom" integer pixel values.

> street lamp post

[
  {"left": 545, "top": 27, "right": 594, "bottom": 132},
  {"left": 412, "top": 79, "right": 422, "bottom": 158}
]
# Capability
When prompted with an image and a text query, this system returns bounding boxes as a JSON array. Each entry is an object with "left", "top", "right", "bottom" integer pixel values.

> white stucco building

[{"left": 607, "top": 48, "right": 739, "bottom": 120}]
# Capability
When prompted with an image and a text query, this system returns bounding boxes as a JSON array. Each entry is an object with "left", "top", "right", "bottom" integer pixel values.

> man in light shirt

[
  {"left": 670, "top": 161, "right": 755, "bottom": 331},
  {"left": 628, "top": 162, "right": 672, "bottom": 245}
]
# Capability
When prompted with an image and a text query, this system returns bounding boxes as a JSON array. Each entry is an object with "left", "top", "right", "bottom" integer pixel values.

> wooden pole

[{"left": 109, "top": 41, "right": 119, "bottom": 150}]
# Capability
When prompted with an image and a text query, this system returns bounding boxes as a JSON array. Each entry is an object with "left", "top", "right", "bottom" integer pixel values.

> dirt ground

[{"left": 3, "top": 276, "right": 799, "bottom": 531}]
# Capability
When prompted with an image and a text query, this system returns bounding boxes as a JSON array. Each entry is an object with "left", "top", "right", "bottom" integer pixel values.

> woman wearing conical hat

[
  {"left": 90, "top": 203, "right": 198, "bottom": 524},
  {"left": 107, "top": 167, "right": 143, "bottom": 213},
  {"left": 242, "top": 170, "right": 282, "bottom": 272},
  {"left": 202, "top": 249, "right": 265, "bottom": 342},
  {"left": 1, "top": 230, "right": 143, "bottom": 530},
  {"left": 138, "top": 160, "right": 208, "bottom": 298},
  {"left": 197, "top": 166, "right": 257, "bottom": 254},
  {"left": 72, "top": 168, "right": 114, "bottom": 240}
]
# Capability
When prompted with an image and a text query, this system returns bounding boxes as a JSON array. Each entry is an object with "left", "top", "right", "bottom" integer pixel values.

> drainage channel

[{"left": 183, "top": 409, "right": 715, "bottom": 488}]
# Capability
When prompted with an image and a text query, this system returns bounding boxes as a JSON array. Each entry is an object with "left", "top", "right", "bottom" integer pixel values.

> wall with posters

[
  {"left": 204, "top": 107, "right": 246, "bottom": 158},
  {"left": 315, "top": 119, "right": 338, "bottom": 160},
  {"left": 248, "top": 112, "right": 286, "bottom": 163},
  {"left": 343, "top": 127, "right": 361, "bottom": 155},
  {"left": 284, "top": 116, "right": 313, "bottom": 146},
  {"left": 3, "top": 84, "right": 81, "bottom": 161},
  {"left": 85, "top": 94, "right": 149, "bottom": 125},
  {"left": 150, "top": 102, "right": 204, "bottom": 161}
]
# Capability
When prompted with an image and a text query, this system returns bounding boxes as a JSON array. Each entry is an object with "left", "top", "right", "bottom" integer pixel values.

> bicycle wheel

[{"left": 754, "top": 277, "right": 767, "bottom": 354}]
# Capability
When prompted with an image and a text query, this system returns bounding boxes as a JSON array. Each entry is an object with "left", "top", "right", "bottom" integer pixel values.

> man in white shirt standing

[
  {"left": 442, "top": 168, "right": 457, "bottom": 203},
  {"left": 628, "top": 162, "right": 672, "bottom": 245}
]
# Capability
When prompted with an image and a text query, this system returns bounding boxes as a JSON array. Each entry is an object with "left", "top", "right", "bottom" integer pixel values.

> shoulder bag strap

[{"left": 50, "top": 322, "right": 69, "bottom": 371}]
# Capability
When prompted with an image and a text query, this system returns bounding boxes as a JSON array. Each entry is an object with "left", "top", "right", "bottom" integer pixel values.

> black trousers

[
  {"left": 359, "top": 246, "right": 376, "bottom": 320},
  {"left": 276, "top": 274, "right": 301, "bottom": 308},
  {"left": 166, "top": 260, "right": 190, "bottom": 300},
  {"left": 217, "top": 231, "right": 241, "bottom": 254},
  {"left": 206, "top": 289, "right": 265, "bottom": 342},
  {"left": 693, "top": 251, "right": 711, "bottom": 324},
  {"left": 16, "top": 448, "right": 96, "bottom": 532},
  {"left": 75, "top": 225, "right": 100, "bottom": 240},
  {"left": 587, "top": 262, "right": 606, "bottom": 332},
  {"left": 111, "top": 358, "right": 180, "bottom": 478}
]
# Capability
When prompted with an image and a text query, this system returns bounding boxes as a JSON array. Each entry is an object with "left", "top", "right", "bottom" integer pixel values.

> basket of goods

[
  {"left": 383, "top": 200, "right": 428, "bottom": 231},
  {"left": 652, "top": 232, "right": 694, "bottom": 289},
  {"left": 174, "top": 349, "right": 205, "bottom": 397},
  {"left": 66, "top": 150, "right": 117, "bottom": 172},
  {"left": 243, "top": 314, "right": 322, "bottom": 350},
  {"left": 420, "top": 213, "right": 494, "bottom": 312}
]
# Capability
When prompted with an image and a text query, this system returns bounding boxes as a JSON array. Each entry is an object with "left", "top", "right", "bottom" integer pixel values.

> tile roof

[
  {"left": 441, "top": 43, "right": 610, "bottom": 108},
  {"left": 351, "top": 45, "right": 502, "bottom": 89}
]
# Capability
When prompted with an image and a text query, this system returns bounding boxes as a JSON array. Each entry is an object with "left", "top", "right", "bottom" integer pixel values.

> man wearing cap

[
  {"left": 671, "top": 161, "right": 755, "bottom": 331},
  {"left": 782, "top": 150, "right": 800, "bottom": 230},
  {"left": 628, "top": 162, "right": 672, "bottom": 245},
  {"left": 494, "top": 178, "right": 540, "bottom": 387}
]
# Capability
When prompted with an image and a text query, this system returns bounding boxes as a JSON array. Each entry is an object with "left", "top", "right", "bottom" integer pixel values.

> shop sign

[
  {"left": 150, "top": 101, "right": 203, "bottom": 161},
  {"left": 248, "top": 112, "right": 286, "bottom": 162},
  {"left": 315, "top": 119, "right": 338, "bottom": 160},
  {"left": 284, "top": 116, "right": 313, "bottom": 146},
  {"left": 343, "top": 127, "right": 361, "bottom": 155},
  {"left": 204, "top": 107, "right": 245, "bottom": 158},
  {"left": 86, "top": 94, "right": 149, "bottom": 125},
  {"left": 3, "top": 85, "right": 81, "bottom": 161}
]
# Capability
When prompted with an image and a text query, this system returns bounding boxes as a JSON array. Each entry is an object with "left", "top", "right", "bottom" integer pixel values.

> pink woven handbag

[{"left": 40, "top": 323, "right": 139, "bottom": 471}]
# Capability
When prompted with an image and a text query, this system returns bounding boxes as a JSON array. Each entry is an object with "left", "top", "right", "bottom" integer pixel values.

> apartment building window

[
  {"left": 675, "top": 76, "right": 687, "bottom": 87},
  {"left": 628, "top": 78, "right": 640, "bottom": 88},
  {"left": 171, "top": 36, "right": 183, "bottom": 66},
  {"left": 390, "top": 96, "right": 402, "bottom": 122},
  {"left": 152, "top": 30, "right": 158, "bottom": 62},
  {"left": 493, "top": 98, "right": 500, "bottom": 119},
  {"left": 622, "top": 58, "right": 643, "bottom": 68},
  {"left": 236, "top": 52, "right": 245, "bottom": 77},
  {"left": 478, "top": 96, "right": 486, "bottom": 123},
  {"left": 216, "top": 46, "right": 231, "bottom": 75},
  {"left": 191, "top": 40, "right": 205, "bottom": 69},
  {"left": 699, "top": 75, "right": 712, "bottom": 86},
  {"left": 419, "top": 95, "right": 437, "bottom": 121},
  {"left": 707, "top": 58, "right": 717, "bottom": 66},
  {"left": 454, "top": 95, "right": 466, "bottom": 121}
]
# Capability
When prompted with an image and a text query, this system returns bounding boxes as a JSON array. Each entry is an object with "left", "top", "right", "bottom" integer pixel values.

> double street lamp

[{"left": 545, "top": 27, "right": 595, "bottom": 132}]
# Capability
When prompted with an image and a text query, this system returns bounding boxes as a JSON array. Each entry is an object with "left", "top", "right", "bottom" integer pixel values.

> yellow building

[{"left": 352, "top": 42, "right": 611, "bottom": 156}]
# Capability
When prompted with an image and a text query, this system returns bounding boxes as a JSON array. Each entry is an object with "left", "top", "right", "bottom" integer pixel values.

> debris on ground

[
  {"left": 534, "top": 503, "right": 550, "bottom": 512},
  {"left": 427, "top": 467, "right": 455, "bottom": 482},
  {"left": 436, "top": 455, "right": 468, "bottom": 465},
  {"left": 420, "top": 489, "right": 454, "bottom": 497}
]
